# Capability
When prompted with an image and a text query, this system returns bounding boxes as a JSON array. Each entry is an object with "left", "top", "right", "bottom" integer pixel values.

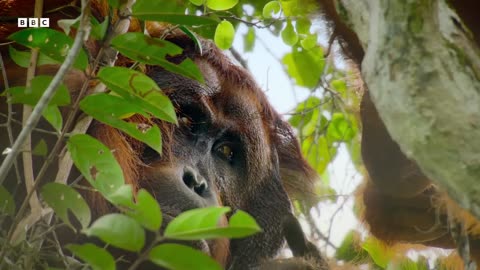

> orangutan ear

[
  {"left": 274, "top": 119, "right": 317, "bottom": 201},
  {"left": 194, "top": 59, "right": 221, "bottom": 90}
]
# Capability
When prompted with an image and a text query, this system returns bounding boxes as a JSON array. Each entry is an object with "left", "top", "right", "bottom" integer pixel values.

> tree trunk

[{"left": 340, "top": 0, "right": 480, "bottom": 218}]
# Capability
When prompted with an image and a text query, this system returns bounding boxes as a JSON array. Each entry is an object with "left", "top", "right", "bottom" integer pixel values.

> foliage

[
  {"left": 0, "top": 0, "right": 263, "bottom": 268},
  {"left": 335, "top": 230, "right": 369, "bottom": 264},
  {"left": 0, "top": 0, "right": 459, "bottom": 269}
]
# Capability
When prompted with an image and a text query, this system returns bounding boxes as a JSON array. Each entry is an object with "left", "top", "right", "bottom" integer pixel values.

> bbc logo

[{"left": 18, "top": 18, "right": 50, "bottom": 28}]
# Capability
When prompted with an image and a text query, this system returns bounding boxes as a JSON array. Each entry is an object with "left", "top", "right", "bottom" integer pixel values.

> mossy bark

[{"left": 341, "top": 0, "right": 480, "bottom": 218}]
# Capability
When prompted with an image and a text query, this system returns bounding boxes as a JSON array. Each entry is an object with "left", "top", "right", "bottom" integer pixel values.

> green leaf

[
  {"left": 228, "top": 210, "right": 262, "bottom": 236},
  {"left": 262, "top": 1, "right": 281, "bottom": 19},
  {"left": 42, "top": 105, "right": 63, "bottom": 131},
  {"left": 67, "top": 244, "right": 115, "bottom": 270},
  {"left": 362, "top": 237, "right": 394, "bottom": 268},
  {"left": 302, "top": 111, "right": 328, "bottom": 138},
  {"left": 111, "top": 33, "right": 204, "bottom": 83},
  {"left": 84, "top": 213, "right": 145, "bottom": 252},
  {"left": 0, "top": 185, "right": 15, "bottom": 215},
  {"left": 214, "top": 20, "right": 235, "bottom": 50},
  {"left": 189, "top": 0, "right": 205, "bottom": 6},
  {"left": 7, "top": 75, "right": 70, "bottom": 106},
  {"left": 280, "top": 0, "right": 298, "bottom": 16},
  {"left": 387, "top": 258, "right": 429, "bottom": 270},
  {"left": 8, "top": 28, "right": 88, "bottom": 70},
  {"left": 8, "top": 78, "right": 67, "bottom": 129},
  {"left": 149, "top": 243, "right": 222, "bottom": 270},
  {"left": 296, "top": 17, "right": 311, "bottom": 35},
  {"left": 165, "top": 207, "right": 230, "bottom": 239},
  {"left": 111, "top": 188, "right": 162, "bottom": 231},
  {"left": 58, "top": 18, "right": 79, "bottom": 35},
  {"left": 91, "top": 17, "right": 109, "bottom": 40},
  {"left": 180, "top": 26, "right": 203, "bottom": 56},
  {"left": 165, "top": 207, "right": 261, "bottom": 240},
  {"left": 9, "top": 46, "right": 58, "bottom": 68},
  {"left": 80, "top": 93, "right": 163, "bottom": 154},
  {"left": 32, "top": 139, "right": 48, "bottom": 157},
  {"left": 335, "top": 230, "right": 368, "bottom": 263},
  {"left": 281, "top": 20, "right": 298, "bottom": 46},
  {"left": 336, "top": 73, "right": 361, "bottom": 106},
  {"left": 243, "top": 28, "right": 255, "bottom": 52},
  {"left": 59, "top": 17, "right": 108, "bottom": 40},
  {"left": 131, "top": 189, "right": 162, "bottom": 231},
  {"left": 97, "top": 67, "right": 177, "bottom": 123},
  {"left": 300, "top": 33, "right": 317, "bottom": 50},
  {"left": 79, "top": 93, "right": 148, "bottom": 119},
  {"left": 67, "top": 134, "right": 124, "bottom": 197},
  {"left": 302, "top": 136, "right": 336, "bottom": 175},
  {"left": 331, "top": 79, "right": 347, "bottom": 92},
  {"left": 137, "top": 13, "right": 218, "bottom": 25},
  {"left": 282, "top": 46, "right": 324, "bottom": 88},
  {"left": 206, "top": 0, "right": 238, "bottom": 11},
  {"left": 288, "top": 96, "right": 322, "bottom": 128},
  {"left": 134, "top": 0, "right": 186, "bottom": 13},
  {"left": 132, "top": 1, "right": 218, "bottom": 25},
  {"left": 326, "top": 113, "right": 356, "bottom": 142},
  {"left": 108, "top": 0, "right": 122, "bottom": 8},
  {"left": 41, "top": 183, "right": 91, "bottom": 229},
  {"left": 192, "top": 24, "right": 217, "bottom": 40},
  {"left": 346, "top": 135, "right": 362, "bottom": 169},
  {"left": 107, "top": 184, "right": 135, "bottom": 206}
]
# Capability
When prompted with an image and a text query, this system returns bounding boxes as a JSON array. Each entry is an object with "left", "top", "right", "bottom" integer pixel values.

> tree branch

[
  {"left": 341, "top": 0, "right": 480, "bottom": 218},
  {"left": 22, "top": 0, "right": 44, "bottom": 217},
  {"left": 0, "top": 0, "right": 92, "bottom": 261},
  {"left": 0, "top": 53, "right": 21, "bottom": 184}
]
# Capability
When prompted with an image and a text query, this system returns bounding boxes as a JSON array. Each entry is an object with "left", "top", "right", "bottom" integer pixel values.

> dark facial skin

[
  {"left": 145, "top": 66, "right": 296, "bottom": 269},
  {"left": 0, "top": 26, "right": 326, "bottom": 268}
]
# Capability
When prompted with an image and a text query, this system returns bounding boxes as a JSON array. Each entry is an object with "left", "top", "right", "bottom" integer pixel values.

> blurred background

[{"left": 215, "top": 1, "right": 455, "bottom": 268}]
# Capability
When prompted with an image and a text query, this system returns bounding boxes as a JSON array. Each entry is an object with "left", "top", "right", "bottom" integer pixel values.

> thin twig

[
  {"left": 326, "top": 197, "right": 348, "bottom": 246},
  {"left": 128, "top": 232, "right": 163, "bottom": 270},
  {"left": 0, "top": 2, "right": 86, "bottom": 184},
  {"left": 11, "top": 2, "right": 93, "bottom": 255},
  {"left": 54, "top": 0, "right": 139, "bottom": 186},
  {"left": 229, "top": 47, "right": 248, "bottom": 69},
  {"left": 0, "top": 52, "right": 21, "bottom": 184},
  {"left": 22, "top": 0, "right": 44, "bottom": 218},
  {"left": 283, "top": 97, "right": 332, "bottom": 117},
  {"left": 218, "top": 13, "right": 281, "bottom": 29},
  {"left": 324, "top": 27, "right": 336, "bottom": 58},
  {"left": 100, "top": 0, "right": 137, "bottom": 67},
  {"left": 0, "top": 112, "right": 61, "bottom": 136},
  {"left": 50, "top": 225, "right": 70, "bottom": 268},
  {"left": 0, "top": 0, "right": 91, "bottom": 261},
  {"left": 4, "top": 0, "right": 138, "bottom": 261},
  {"left": 0, "top": 41, "right": 15, "bottom": 47},
  {"left": 44, "top": 0, "right": 78, "bottom": 15},
  {"left": 302, "top": 202, "right": 338, "bottom": 250}
]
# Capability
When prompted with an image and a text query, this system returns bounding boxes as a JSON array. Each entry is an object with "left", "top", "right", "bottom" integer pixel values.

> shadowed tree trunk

[{"left": 339, "top": 0, "right": 480, "bottom": 218}]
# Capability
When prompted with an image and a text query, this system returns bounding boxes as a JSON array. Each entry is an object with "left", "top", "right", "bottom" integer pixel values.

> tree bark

[{"left": 340, "top": 0, "right": 480, "bottom": 218}]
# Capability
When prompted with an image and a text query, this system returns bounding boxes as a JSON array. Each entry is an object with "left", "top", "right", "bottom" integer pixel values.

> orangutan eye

[
  {"left": 178, "top": 105, "right": 210, "bottom": 134},
  {"left": 179, "top": 116, "right": 190, "bottom": 125},
  {"left": 215, "top": 144, "right": 234, "bottom": 162}
]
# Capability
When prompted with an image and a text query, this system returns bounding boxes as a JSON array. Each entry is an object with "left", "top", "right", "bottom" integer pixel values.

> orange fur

[
  {"left": 1, "top": 1, "right": 319, "bottom": 267},
  {"left": 317, "top": 0, "right": 480, "bottom": 264}
]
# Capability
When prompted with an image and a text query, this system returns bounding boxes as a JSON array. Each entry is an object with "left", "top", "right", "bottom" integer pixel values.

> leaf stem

[{"left": 0, "top": 0, "right": 91, "bottom": 262}]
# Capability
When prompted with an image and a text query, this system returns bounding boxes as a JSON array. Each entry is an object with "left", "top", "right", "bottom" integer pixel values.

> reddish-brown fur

[
  {"left": 0, "top": 1, "right": 325, "bottom": 269},
  {"left": 318, "top": 0, "right": 480, "bottom": 263}
]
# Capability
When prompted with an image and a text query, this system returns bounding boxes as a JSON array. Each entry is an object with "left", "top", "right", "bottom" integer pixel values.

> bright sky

[
  {"left": 230, "top": 22, "right": 453, "bottom": 265},
  {"left": 231, "top": 23, "right": 362, "bottom": 256}
]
